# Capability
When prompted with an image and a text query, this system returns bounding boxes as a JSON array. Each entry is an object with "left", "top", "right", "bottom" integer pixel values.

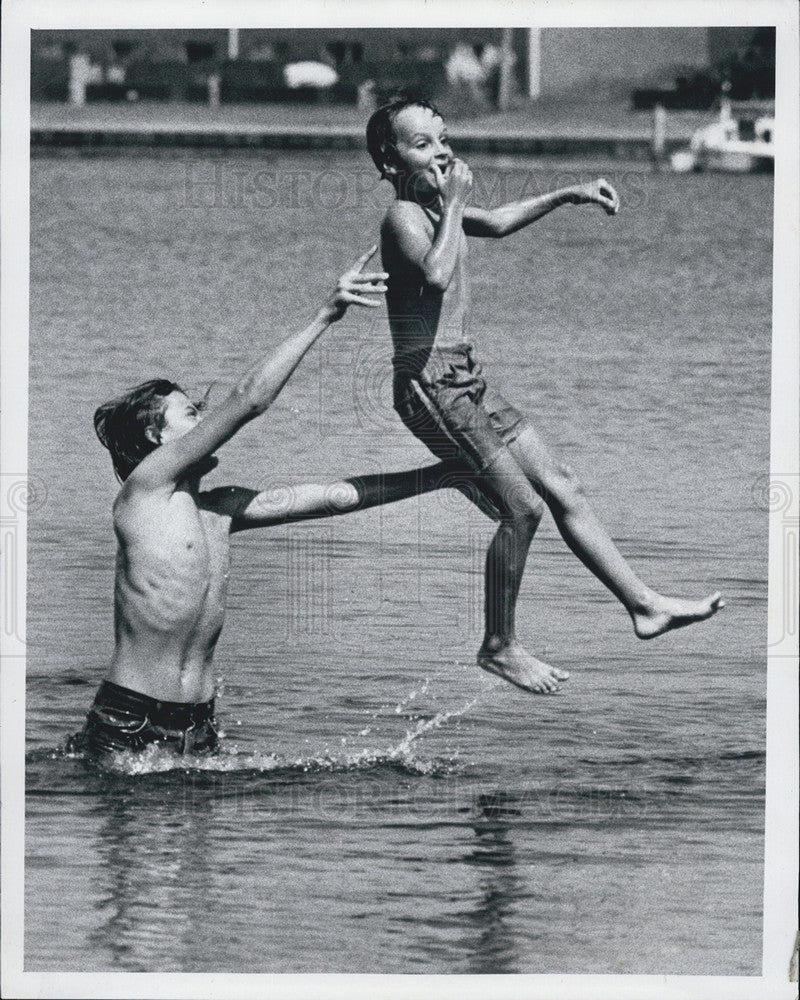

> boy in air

[
  {"left": 366, "top": 97, "right": 723, "bottom": 694},
  {"left": 71, "top": 249, "right": 455, "bottom": 757}
]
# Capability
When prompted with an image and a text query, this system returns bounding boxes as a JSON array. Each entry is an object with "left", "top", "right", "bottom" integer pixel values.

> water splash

[
  {"left": 44, "top": 691, "right": 481, "bottom": 779},
  {"left": 357, "top": 676, "right": 432, "bottom": 738},
  {"left": 321, "top": 695, "right": 479, "bottom": 775},
  {"left": 390, "top": 695, "right": 480, "bottom": 757}
]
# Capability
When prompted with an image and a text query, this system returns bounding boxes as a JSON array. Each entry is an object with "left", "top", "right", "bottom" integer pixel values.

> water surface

[{"left": 26, "top": 151, "right": 771, "bottom": 973}]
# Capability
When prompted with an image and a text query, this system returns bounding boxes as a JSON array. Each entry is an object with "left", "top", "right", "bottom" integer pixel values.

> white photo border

[{"left": 2, "top": 1, "right": 797, "bottom": 998}]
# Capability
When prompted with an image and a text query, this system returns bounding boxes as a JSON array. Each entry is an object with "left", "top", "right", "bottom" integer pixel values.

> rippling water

[{"left": 25, "top": 151, "right": 771, "bottom": 973}]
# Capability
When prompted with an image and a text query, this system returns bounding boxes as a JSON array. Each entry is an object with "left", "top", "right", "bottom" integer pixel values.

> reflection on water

[
  {"left": 88, "top": 775, "right": 216, "bottom": 971},
  {"left": 466, "top": 792, "right": 525, "bottom": 974},
  {"left": 26, "top": 726, "right": 766, "bottom": 973}
]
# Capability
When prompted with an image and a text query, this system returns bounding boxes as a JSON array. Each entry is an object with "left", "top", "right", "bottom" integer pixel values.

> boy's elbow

[
  {"left": 329, "top": 480, "right": 361, "bottom": 515},
  {"left": 423, "top": 266, "right": 450, "bottom": 292},
  {"left": 232, "top": 377, "right": 269, "bottom": 416},
  {"left": 487, "top": 212, "right": 511, "bottom": 237},
  {"left": 468, "top": 209, "right": 506, "bottom": 238}
]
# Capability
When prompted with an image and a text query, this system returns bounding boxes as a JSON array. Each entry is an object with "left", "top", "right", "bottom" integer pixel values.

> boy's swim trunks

[
  {"left": 393, "top": 342, "right": 529, "bottom": 472},
  {"left": 69, "top": 680, "right": 219, "bottom": 757}
]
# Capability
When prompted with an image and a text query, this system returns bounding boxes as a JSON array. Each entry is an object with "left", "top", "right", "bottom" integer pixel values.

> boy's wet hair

[
  {"left": 94, "top": 378, "right": 183, "bottom": 482},
  {"left": 366, "top": 95, "right": 443, "bottom": 179}
]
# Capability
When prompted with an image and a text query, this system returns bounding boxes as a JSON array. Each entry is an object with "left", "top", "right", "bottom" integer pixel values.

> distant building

[{"left": 30, "top": 26, "right": 769, "bottom": 104}]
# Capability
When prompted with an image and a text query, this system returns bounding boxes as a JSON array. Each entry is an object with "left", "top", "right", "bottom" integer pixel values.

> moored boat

[{"left": 671, "top": 98, "right": 774, "bottom": 174}]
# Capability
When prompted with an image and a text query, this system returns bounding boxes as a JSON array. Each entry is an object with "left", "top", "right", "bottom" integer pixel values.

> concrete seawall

[
  {"left": 30, "top": 99, "right": 702, "bottom": 157},
  {"left": 31, "top": 123, "right": 686, "bottom": 159}
]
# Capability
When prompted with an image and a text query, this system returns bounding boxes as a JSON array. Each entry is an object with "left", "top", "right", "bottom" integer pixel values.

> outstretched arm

[
  {"left": 203, "top": 461, "right": 457, "bottom": 531},
  {"left": 124, "top": 248, "right": 387, "bottom": 492},
  {"left": 463, "top": 177, "right": 620, "bottom": 238}
]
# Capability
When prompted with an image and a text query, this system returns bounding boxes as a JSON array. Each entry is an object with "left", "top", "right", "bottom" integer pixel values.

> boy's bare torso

[
  {"left": 108, "top": 489, "right": 232, "bottom": 703},
  {"left": 382, "top": 201, "right": 471, "bottom": 367}
]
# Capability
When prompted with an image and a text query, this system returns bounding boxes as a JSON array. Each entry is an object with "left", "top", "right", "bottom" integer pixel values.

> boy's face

[
  {"left": 146, "top": 389, "right": 218, "bottom": 477},
  {"left": 387, "top": 105, "right": 454, "bottom": 196},
  {"left": 150, "top": 390, "right": 203, "bottom": 445}
]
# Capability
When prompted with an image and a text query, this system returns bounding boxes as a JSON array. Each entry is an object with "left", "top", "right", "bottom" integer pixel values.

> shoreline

[{"left": 30, "top": 99, "right": 700, "bottom": 157}]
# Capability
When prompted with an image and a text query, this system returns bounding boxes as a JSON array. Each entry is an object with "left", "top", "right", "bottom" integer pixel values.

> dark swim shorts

[
  {"left": 69, "top": 680, "right": 219, "bottom": 757},
  {"left": 393, "top": 342, "right": 530, "bottom": 472}
]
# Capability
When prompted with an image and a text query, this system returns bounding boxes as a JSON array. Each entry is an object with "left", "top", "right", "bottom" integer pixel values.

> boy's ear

[
  {"left": 381, "top": 145, "right": 400, "bottom": 179},
  {"left": 144, "top": 425, "right": 161, "bottom": 446}
]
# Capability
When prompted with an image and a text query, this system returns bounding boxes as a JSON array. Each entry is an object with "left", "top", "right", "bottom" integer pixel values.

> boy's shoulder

[{"left": 382, "top": 198, "right": 436, "bottom": 237}]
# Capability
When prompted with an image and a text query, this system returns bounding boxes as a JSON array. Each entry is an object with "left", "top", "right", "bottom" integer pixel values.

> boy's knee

[
  {"left": 548, "top": 462, "right": 585, "bottom": 506},
  {"left": 525, "top": 498, "right": 545, "bottom": 527},
  {"left": 508, "top": 491, "right": 544, "bottom": 526},
  {"left": 530, "top": 493, "right": 546, "bottom": 521}
]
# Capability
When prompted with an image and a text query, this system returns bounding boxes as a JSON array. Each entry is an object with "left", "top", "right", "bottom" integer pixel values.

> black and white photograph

[{"left": 2, "top": 1, "right": 797, "bottom": 997}]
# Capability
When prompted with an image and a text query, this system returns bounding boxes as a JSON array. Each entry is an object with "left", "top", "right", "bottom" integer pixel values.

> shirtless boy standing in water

[
  {"left": 72, "top": 250, "right": 453, "bottom": 757},
  {"left": 366, "top": 97, "right": 723, "bottom": 694}
]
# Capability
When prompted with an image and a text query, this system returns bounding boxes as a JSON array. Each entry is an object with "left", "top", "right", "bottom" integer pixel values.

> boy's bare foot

[
  {"left": 478, "top": 640, "right": 569, "bottom": 694},
  {"left": 632, "top": 591, "right": 725, "bottom": 640}
]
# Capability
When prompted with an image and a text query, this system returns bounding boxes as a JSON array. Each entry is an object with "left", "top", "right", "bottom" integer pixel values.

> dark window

[
  {"left": 749, "top": 26, "right": 776, "bottom": 53},
  {"left": 350, "top": 42, "right": 363, "bottom": 64},
  {"left": 326, "top": 41, "right": 347, "bottom": 65},
  {"left": 112, "top": 40, "right": 136, "bottom": 59},
  {"left": 739, "top": 119, "right": 755, "bottom": 141},
  {"left": 185, "top": 41, "right": 216, "bottom": 64}
]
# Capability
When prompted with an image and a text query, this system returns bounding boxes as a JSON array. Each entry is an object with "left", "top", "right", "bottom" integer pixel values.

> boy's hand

[
  {"left": 323, "top": 245, "right": 388, "bottom": 322},
  {"left": 432, "top": 158, "right": 473, "bottom": 207},
  {"left": 571, "top": 178, "right": 620, "bottom": 215}
]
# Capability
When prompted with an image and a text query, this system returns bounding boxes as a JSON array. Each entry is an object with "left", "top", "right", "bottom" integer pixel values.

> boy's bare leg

[
  {"left": 507, "top": 426, "right": 724, "bottom": 637},
  {"left": 470, "top": 449, "right": 570, "bottom": 693}
]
